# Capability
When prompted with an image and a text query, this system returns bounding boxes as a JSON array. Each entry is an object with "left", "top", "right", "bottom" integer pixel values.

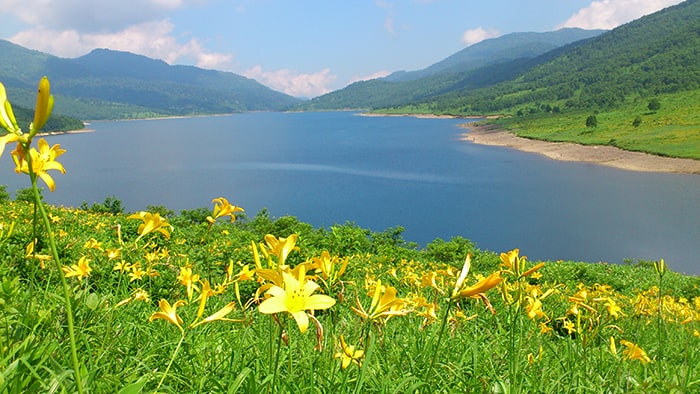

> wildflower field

[{"left": 2, "top": 78, "right": 700, "bottom": 393}]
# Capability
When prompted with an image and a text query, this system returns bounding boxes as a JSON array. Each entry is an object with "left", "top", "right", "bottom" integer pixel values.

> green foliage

[
  {"left": 2, "top": 199, "right": 700, "bottom": 392},
  {"left": 0, "top": 185, "right": 10, "bottom": 203},
  {"left": 80, "top": 195, "right": 124, "bottom": 214},
  {"left": 6, "top": 103, "right": 84, "bottom": 133},
  {"left": 586, "top": 114, "right": 598, "bottom": 127},
  {"left": 176, "top": 207, "right": 211, "bottom": 224},
  {"left": 648, "top": 98, "right": 661, "bottom": 111},
  {"left": 14, "top": 187, "right": 40, "bottom": 202},
  {"left": 146, "top": 205, "right": 175, "bottom": 218},
  {"left": 633, "top": 115, "right": 642, "bottom": 127},
  {"left": 493, "top": 89, "right": 700, "bottom": 159}
]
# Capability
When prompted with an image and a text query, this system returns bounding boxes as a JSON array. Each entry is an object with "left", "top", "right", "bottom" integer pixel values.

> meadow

[
  {"left": 493, "top": 90, "right": 700, "bottom": 160},
  {"left": 2, "top": 78, "right": 700, "bottom": 393}
]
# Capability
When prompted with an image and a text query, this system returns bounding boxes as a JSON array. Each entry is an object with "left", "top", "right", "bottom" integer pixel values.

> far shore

[
  {"left": 357, "top": 112, "right": 497, "bottom": 120},
  {"left": 463, "top": 124, "right": 700, "bottom": 175},
  {"left": 38, "top": 128, "right": 95, "bottom": 136}
]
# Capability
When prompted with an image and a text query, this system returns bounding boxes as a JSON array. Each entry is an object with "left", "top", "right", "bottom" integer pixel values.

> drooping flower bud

[{"left": 30, "top": 76, "right": 54, "bottom": 136}]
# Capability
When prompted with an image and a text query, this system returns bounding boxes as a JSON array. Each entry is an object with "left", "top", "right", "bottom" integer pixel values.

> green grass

[
  {"left": 1, "top": 198, "right": 699, "bottom": 393},
  {"left": 493, "top": 90, "right": 700, "bottom": 160}
]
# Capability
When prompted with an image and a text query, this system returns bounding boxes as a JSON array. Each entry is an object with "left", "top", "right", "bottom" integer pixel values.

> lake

[{"left": 1, "top": 111, "right": 699, "bottom": 274}]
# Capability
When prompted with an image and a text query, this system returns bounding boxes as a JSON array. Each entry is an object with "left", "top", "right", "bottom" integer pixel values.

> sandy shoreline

[
  {"left": 462, "top": 124, "right": 700, "bottom": 174},
  {"left": 357, "top": 112, "right": 477, "bottom": 119},
  {"left": 39, "top": 128, "right": 95, "bottom": 136}
]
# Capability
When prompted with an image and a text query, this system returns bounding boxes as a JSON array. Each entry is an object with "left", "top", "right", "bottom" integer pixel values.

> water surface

[{"left": 1, "top": 112, "right": 698, "bottom": 274}]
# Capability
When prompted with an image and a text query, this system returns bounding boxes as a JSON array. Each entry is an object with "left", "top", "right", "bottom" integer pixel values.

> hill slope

[
  {"left": 0, "top": 41, "right": 300, "bottom": 120},
  {"left": 393, "top": 0, "right": 700, "bottom": 115},
  {"left": 385, "top": 28, "right": 605, "bottom": 82},
  {"left": 301, "top": 28, "right": 605, "bottom": 111}
]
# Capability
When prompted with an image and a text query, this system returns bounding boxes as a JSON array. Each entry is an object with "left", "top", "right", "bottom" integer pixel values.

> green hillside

[
  {"left": 300, "top": 28, "right": 604, "bottom": 111},
  {"left": 407, "top": 0, "right": 700, "bottom": 115},
  {"left": 0, "top": 42, "right": 301, "bottom": 120}
]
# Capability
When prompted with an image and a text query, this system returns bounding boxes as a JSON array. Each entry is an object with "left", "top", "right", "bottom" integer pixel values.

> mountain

[
  {"left": 300, "top": 28, "right": 606, "bottom": 111},
  {"left": 383, "top": 28, "right": 606, "bottom": 82},
  {"left": 0, "top": 41, "right": 300, "bottom": 120},
  {"left": 305, "top": 0, "right": 700, "bottom": 116},
  {"left": 404, "top": 0, "right": 700, "bottom": 115}
]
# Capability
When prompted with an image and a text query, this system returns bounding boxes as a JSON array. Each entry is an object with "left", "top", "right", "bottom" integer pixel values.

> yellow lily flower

[
  {"left": 190, "top": 302, "right": 238, "bottom": 329},
  {"left": 0, "top": 133, "right": 20, "bottom": 159},
  {"left": 206, "top": 197, "right": 244, "bottom": 225},
  {"left": 450, "top": 255, "right": 503, "bottom": 301},
  {"left": 620, "top": 339, "right": 651, "bottom": 363},
  {"left": 116, "top": 288, "right": 150, "bottom": 307},
  {"left": 258, "top": 265, "right": 336, "bottom": 333},
  {"left": 127, "top": 211, "right": 173, "bottom": 240},
  {"left": 263, "top": 234, "right": 300, "bottom": 266},
  {"left": 525, "top": 297, "right": 546, "bottom": 320},
  {"left": 335, "top": 335, "right": 364, "bottom": 369},
  {"left": 311, "top": 250, "right": 348, "bottom": 282},
  {"left": 62, "top": 256, "right": 92, "bottom": 281},
  {"left": 500, "top": 248, "right": 544, "bottom": 278},
  {"left": 351, "top": 279, "right": 409, "bottom": 322},
  {"left": 420, "top": 271, "right": 443, "bottom": 293},
  {"left": 456, "top": 271, "right": 503, "bottom": 299},
  {"left": 177, "top": 266, "right": 200, "bottom": 301},
  {"left": 149, "top": 299, "right": 187, "bottom": 330},
  {"left": 12, "top": 138, "right": 66, "bottom": 192}
]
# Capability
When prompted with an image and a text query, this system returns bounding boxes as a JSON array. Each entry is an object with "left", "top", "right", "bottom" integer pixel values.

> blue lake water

[{"left": 1, "top": 111, "right": 699, "bottom": 274}]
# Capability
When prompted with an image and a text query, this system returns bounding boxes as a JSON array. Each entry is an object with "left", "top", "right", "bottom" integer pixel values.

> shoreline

[
  {"left": 357, "top": 112, "right": 488, "bottom": 120},
  {"left": 38, "top": 128, "right": 96, "bottom": 136},
  {"left": 462, "top": 124, "right": 700, "bottom": 175}
]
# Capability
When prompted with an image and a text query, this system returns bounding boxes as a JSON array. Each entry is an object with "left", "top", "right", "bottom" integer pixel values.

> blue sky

[{"left": 0, "top": 0, "right": 684, "bottom": 98}]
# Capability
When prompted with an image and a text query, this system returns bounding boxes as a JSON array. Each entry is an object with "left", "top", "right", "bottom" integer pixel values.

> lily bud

[
  {"left": 451, "top": 254, "right": 471, "bottom": 299},
  {"left": 0, "top": 83, "right": 21, "bottom": 134},
  {"left": 30, "top": 76, "right": 54, "bottom": 135}
]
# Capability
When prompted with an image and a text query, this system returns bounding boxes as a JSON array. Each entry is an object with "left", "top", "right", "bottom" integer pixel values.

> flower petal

[{"left": 258, "top": 296, "right": 288, "bottom": 314}]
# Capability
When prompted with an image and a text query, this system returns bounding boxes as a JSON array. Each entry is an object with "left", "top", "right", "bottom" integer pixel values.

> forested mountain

[
  {"left": 0, "top": 41, "right": 300, "bottom": 120},
  {"left": 302, "top": 0, "right": 700, "bottom": 116},
  {"left": 300, "top": 28, "right": 605, "bottom": 111},
  {"left": 409, "top": 0, "right": 700, "bottom": 115},
  {"left": 384, "top": 28, "right": 605, "bottom": 82}
]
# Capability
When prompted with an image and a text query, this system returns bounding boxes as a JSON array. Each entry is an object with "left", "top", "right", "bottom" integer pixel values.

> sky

[{"left": 0, "top": 0, "right": 685, "bottom": 98}]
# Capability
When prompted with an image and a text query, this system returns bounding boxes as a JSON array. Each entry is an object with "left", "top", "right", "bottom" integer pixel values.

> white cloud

[
  {"left": 243, "top": 66, "right": 337, "bottom": 98},
  {"left": 375, "top": 0, "right": 397, "bottom": 35},
  {"left": 461, "top": 27, "right": 500, "bottom": 46},
  {"left": 9, "top": 19, "right": 234, "bottom": 70},
  {"left": 0, "top": 0, "right": 192, "bottom": 32},
  {"left": 557, "top": 0, "right": 684, "bottom": 30},
  {"left": 347, "top": 70, "right": 392, "bottom": 85}
]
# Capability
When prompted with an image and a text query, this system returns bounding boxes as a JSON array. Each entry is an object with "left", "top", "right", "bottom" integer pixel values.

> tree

[
  {"left": 632, "top": 116, "right": 642, "bottom": 127},
  {"left": 648, "top": 98, "right": 661, "bottom": 112},
  {"left": 586, "top": 115, "right": 598, "bottom": 128}
]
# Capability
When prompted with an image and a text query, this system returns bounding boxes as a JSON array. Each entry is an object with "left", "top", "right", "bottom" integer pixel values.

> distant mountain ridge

[
  {"left": 302, "top": 0, "right": 700, "bottom": 115},
  {"left": 0, "top": 41, "right": 300, "bottom": 120},
  {"left": 384, "top": 28, "right": 606, "bottom": 82},
  {"left": 300, "top": 28, "right": 606, "bottom": 111}
]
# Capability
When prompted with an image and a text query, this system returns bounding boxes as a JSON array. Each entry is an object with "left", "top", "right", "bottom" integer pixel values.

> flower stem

[
  {"left": 426, "top": 300, "right": 452, "bottom": 379},
  {"left": 25, "top": 150, "right": 84, "bottom": 394},
  {"left": 155, "top": 331, "right": 186, "bottom": 392}
]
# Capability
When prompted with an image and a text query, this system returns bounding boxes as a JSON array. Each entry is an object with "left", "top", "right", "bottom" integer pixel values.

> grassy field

[
  {"left": 2, "top": 195, "right": 700, "bottom": 393},
  {"left": 493, "top": 90, "right": 700, "bottom": 160}
]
